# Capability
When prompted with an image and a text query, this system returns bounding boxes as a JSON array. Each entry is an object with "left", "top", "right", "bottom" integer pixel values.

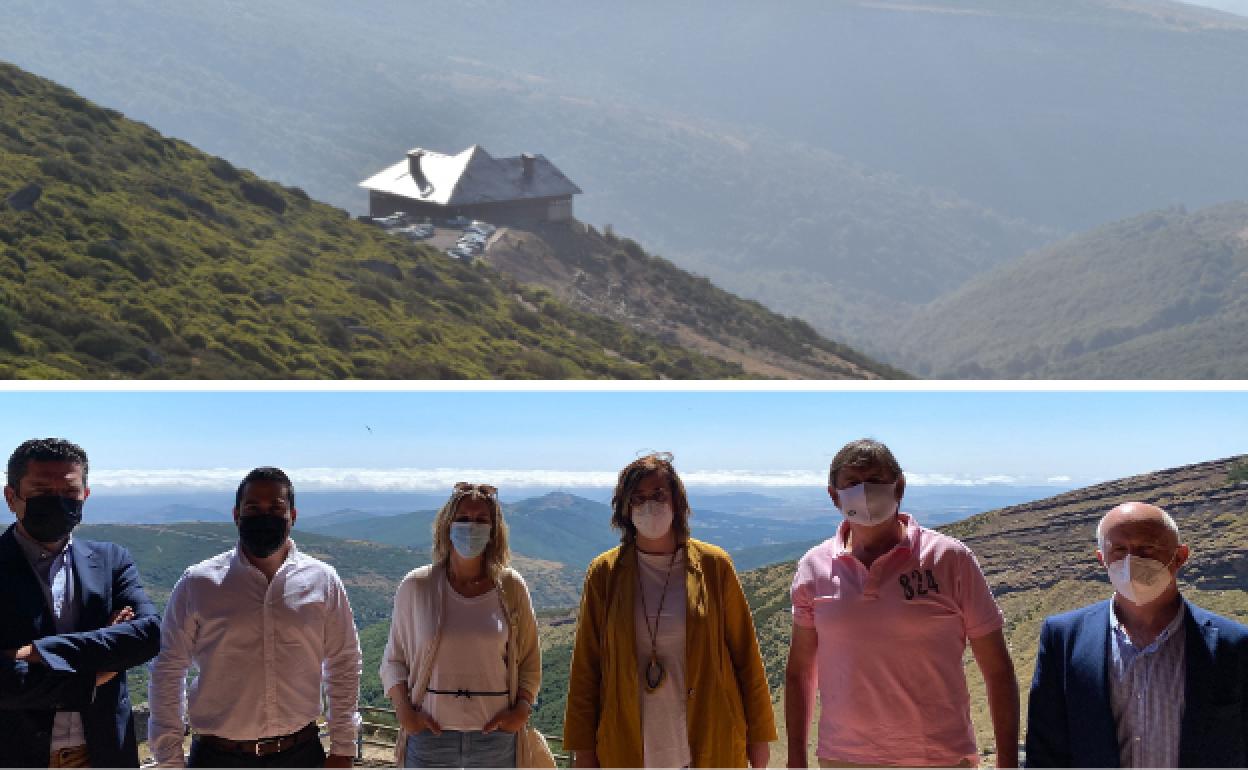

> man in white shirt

[{"left": 148, "top": 467, "right": 362, "bottom": 768}]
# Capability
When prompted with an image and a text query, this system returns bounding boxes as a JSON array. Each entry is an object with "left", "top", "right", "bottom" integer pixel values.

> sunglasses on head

[{"left": 453, "top": 482, "right": 498, "bottom": 497}]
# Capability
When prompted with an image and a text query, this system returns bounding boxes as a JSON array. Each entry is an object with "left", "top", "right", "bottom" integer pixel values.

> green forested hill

[
  {"left": 887, "top": 203, "right": 1248, "bottom": 378},
  {"left": 0, "top": 61, "right": 753, "bottom": 379}
]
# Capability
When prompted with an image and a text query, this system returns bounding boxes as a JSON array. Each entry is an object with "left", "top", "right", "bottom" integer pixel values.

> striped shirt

[{"left": 1108, "top": 600, "right": 1186, "bottom": 768}]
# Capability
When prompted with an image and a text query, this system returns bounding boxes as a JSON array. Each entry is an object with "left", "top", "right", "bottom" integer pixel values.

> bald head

[
  {"left": 1096, "top": 501, "right": 1188, "bottom": 570},
  {"left": 1097, "top": 502, "right": 1179, "bottom": 550}
]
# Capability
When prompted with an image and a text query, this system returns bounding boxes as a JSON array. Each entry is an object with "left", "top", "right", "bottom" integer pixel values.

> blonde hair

[{"left": 431, "top": 483, "right": 510, "bottom": 580}]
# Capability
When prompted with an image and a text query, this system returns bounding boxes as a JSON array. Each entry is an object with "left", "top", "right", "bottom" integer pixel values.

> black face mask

[
  {"left": 20, "top": 495, "right": 84, "bottom": 543},
  {"left": 238, "top": 513, "right": 290, "bottom": 558}
]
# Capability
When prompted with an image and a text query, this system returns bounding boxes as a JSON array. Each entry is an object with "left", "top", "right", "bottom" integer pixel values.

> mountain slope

[
  {"left": 8, "top": 0, "right": 1248, "bottom": 360},
  {"left": 0, "top": 61, "right": 753, "bottom": 379},
  {"left": 887, "top": 203, "right": 1248, "bottom": 377},
  {"left": 486, "top": 223, "right": 905, "bottom": 378}
]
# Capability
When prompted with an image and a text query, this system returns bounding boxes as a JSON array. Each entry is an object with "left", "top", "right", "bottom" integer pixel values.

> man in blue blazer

[
  {"left": 0, "top": 438, "right": 161, "bottom": 768},
  {"left": 1025, "top": 501, "right": 1248, "bottom": 768}
]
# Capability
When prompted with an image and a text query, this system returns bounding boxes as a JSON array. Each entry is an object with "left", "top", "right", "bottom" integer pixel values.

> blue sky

[{"left": 0, "top": 388, "right": 1244, "bottom": 491}]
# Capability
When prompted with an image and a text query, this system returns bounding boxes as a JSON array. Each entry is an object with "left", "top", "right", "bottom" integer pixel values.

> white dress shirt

[{"left": 148, "top": 541, "right": 361, "bottom": 767}]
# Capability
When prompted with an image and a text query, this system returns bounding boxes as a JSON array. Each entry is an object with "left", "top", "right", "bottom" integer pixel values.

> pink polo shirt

[{"left": 791, "top": 513, "right": 1003, "bottom": 766}]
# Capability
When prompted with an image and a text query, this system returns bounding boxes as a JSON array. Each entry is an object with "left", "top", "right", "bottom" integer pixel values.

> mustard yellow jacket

[{"left": 562, "top": 538, "right": 777, "bottom": 768}]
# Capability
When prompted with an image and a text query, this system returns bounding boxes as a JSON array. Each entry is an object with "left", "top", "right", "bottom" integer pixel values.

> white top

[
  {"left": 635, "top": 548, "right": 690, "bottom": 769},
  {"left": 419, "top": 583, "right": 509, "bottom": 730},
  {"left": 147, "top": 542, "right": 362, "bottom": 767}
]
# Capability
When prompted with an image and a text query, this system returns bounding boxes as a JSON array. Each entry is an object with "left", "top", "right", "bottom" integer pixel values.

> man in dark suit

[
  {"left": 0, "top": 438, "right": 161, "bottom": 768},
  {"left": 1025, "top": 501, "right": 1248, "bottom": 768}
]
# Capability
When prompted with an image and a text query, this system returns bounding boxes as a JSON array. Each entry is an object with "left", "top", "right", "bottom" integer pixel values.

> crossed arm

[{"left": 2, "top": 547, "right": 159, "bottom": 707}]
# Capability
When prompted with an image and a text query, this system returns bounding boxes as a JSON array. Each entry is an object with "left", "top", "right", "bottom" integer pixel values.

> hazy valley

[{"left": 5, "top": 0, "right": 1248, "bottom": 375}]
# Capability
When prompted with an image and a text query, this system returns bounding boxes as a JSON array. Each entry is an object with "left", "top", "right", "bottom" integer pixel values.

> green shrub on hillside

[
  {"left": 1228, "top": 461, "right": 1248, "bottom": 485},
  {"left": 0, "top": 61, "right": 746, "bottom": 380}
]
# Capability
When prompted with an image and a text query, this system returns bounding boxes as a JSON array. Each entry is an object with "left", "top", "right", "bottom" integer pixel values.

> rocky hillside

[
  {"left": 486, "top": 223, "right": 904, "bottom": 378},
  {"left": 741, "top": 454, "right": 1248, "bottom": 763},
  {"left": 0, "top": 61, "right": 753, "bottom": 379}
]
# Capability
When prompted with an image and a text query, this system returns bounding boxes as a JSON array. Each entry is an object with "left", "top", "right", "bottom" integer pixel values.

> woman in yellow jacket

[{"left": 562, "top": 453, "right": 776, "bottom": 768}]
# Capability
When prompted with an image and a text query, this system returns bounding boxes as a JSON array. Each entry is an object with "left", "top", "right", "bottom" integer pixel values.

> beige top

[
  {"left": 635, "top": 548, "right": 691, "bottom": 769},
  {"left": 420, "top": 584, "right": 509, "bottom": 730},
  {"left": 380, "top": 564, "right": 541, "bottom": 765}
]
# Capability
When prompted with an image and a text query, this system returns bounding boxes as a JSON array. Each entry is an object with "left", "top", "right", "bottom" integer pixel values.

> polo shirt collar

[{"left": 831, "top": 512, "right": 918, "bottom": 558}]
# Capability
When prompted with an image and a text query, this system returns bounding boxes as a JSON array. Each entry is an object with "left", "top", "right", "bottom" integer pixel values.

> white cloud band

[{"left": 89, "top": 467, "right": 1032, "bottom": 491}]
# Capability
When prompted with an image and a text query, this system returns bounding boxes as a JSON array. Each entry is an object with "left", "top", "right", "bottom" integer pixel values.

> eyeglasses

[
  {"left": 629, "top": 488, "right": 670, "bottom": 507},
  {"left": 454, "top": 482, "right": 498, "bottom": 497}
]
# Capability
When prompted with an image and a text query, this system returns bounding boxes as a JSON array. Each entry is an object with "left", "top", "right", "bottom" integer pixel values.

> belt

[
  {"left": 425, "top": 687, "right": 509, "bottom": 698},
  {"left": 196, "top": 722, "right": 319, "bottom": 757}
]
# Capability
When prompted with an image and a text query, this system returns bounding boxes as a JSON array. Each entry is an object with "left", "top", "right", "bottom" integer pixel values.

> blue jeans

[{"left": 404, "top": 729, "right": 517, "bottom": 768}]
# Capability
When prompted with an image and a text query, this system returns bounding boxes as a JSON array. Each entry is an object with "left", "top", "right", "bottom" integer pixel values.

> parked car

[
  {"left": 399, "top": 225, "right": 433, "bottom": 240},
  {"left": 470, "top": 220, "right": 496, "bottom": 234},
  {"left": 446, "top": 247, "right": 474, "bottom": 261},
  {"left": 445, "top": 215, "right": 472, "bottom": 228}
]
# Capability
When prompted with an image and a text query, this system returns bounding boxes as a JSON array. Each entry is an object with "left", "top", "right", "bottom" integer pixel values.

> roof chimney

[
  {"left": 407, "top": 148, "right": 425, "bottom": 178},
  {"left": 521, "top": 153, "right": 535, "bottom": 182}
]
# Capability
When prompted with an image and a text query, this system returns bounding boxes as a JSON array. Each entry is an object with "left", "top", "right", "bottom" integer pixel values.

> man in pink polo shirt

[{"left": 784, "top": 438, "right": 1019, "bottom": 768}]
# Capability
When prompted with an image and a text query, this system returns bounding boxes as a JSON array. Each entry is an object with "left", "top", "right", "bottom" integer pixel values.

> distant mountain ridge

[
  {"left": 887, "top": 202, "right": 1248, "bottom": 377},
  {"left": 303, "top": 490, "right": 840, "bottom": 568}
]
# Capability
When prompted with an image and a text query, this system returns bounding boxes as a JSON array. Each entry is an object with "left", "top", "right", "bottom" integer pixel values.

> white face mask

[
  {"left": 449, "top": 521, "right": 492, "bottom": 559},
  {"left": 632, "top": 500, "right": 674, "bottom": 540},
  {"left": 1106, "top": 553, "right": 1174, "bottom": 605},
  {"left": 835, "top": 481, "right": 899, "bottom": 527}
]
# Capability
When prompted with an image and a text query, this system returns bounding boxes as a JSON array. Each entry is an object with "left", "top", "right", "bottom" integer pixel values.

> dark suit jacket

[
  {"left": 1025, "top": 597, "right": 1248, "bottom": 767},
  {"left": 0, "top": 524, "right": 161, "bottom": 768}
]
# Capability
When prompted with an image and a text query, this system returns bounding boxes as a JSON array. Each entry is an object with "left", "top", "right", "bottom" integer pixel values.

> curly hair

[
  {"left": 431, "top": 483, "right": 511, "bottom": 580},
  {"left": 610, "top": 452, "right": 691, "bottom": 543}
]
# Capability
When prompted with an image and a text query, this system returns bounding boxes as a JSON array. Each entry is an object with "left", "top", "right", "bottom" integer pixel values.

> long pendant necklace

[{"left": 637, "top": 548, "right": 678, "bottom": 693}]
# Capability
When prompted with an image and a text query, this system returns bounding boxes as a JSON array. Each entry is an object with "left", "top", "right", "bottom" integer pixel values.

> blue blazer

[
  {"left": 0, "top": 524, "right": 161, "bottom": 768},
  {"left": 1025, "top": 597, "right": 1248, "bottom": 767}
]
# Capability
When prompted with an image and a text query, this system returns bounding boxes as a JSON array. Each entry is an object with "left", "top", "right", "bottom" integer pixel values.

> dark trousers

[{"left": 187, "top": 736, "right": 327, "bottom": 768}]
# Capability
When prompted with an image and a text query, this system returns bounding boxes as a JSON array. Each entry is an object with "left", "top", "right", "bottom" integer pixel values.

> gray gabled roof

[{"left": 359, "top": 145, "right": 582, "bottom": 205}]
